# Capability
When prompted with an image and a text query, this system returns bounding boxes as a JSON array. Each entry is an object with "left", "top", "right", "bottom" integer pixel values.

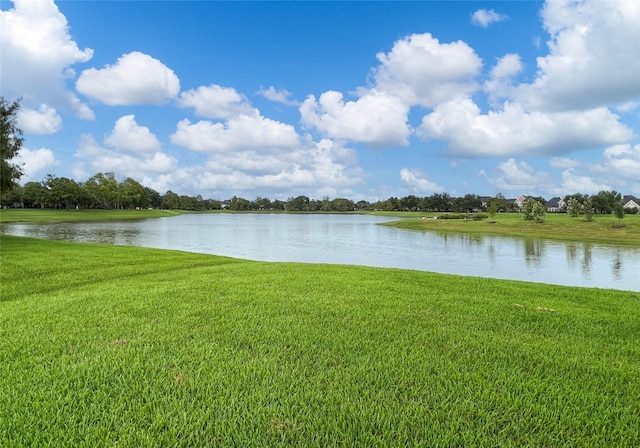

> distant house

[
  {"left": 545, "top": 197, "right": 565, "bottom": 212},
  {"left": 622, "top": 195, "right": 640, "bottom": 210},
  {"left": 479, "top": 196, "right": 492, "bottom": 208},
  {"left": 514, "top": 195, "right": 528, "bottom": 208}
]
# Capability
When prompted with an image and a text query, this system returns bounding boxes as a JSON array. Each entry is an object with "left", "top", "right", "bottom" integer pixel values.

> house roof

[{"left": 546, "top": 197, "right": 561, "bottom": 207}]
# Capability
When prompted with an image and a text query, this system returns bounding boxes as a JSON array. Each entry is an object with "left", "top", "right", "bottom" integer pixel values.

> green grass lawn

[
  {"left": 0, "top": 208, "right": 182, "bottom": 224},
  {"left": 383, "top": 212, "right": 640, "bottom": 246},
  {"left": 1, "top": 235, "right": 639, "bottom": 446}
]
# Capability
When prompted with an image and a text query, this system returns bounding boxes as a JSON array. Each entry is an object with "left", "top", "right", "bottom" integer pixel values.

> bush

[
  {"left": 522, "top": 199, "right": 546, "bottom": 223},
  {"left": 437, "top": 213, "right": 463, "bottom": 219},
  {"left": 436, "top": 212, "right": 488, "bottom": 221}
]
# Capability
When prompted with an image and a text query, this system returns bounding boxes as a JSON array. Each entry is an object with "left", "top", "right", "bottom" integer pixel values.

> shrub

[
  {"left": 437, "top": 213, "right": 453, "bottom": 219},
  {"left": 522, "top": 199, "right": 546, "bottom": 223}
]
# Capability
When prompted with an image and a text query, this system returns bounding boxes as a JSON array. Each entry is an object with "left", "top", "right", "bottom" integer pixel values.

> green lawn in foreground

[
  {"left": 1, "top": 235, "right": 639, "bottom": 447},
  {"left": 0, "top": 208, "right": 182, "bottom": 224},
  {"left": 383, "top": 212, "right": 640, "bottom": 246}
]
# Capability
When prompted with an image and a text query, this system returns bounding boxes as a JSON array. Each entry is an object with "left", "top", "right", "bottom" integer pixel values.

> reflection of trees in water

[
  {"left": 566, "top": 242, "right": 578, "bottom": 267},
  {"left": 437, "top": 232, "right": 483, "bottom": 249},
  {"left": 524, "top": 238, "right": 545, "bottom": 268},
  {"left": 566, "top": 241, "right": 593, "bottom": 279},
  {"left": 611, "top": 249, "right": 622, "bottom": 280},
  {"left": 18, "top": 224, "right": 141, "bottom": 246},
  {"left": 487, "top": 238, "right": 496, "bottom": 268},
  {"left": 460, "top": 233, "right": 482, "bottom": 248},
  {"left": 581, "top": 243, "right": 593, "bottom": 279}
]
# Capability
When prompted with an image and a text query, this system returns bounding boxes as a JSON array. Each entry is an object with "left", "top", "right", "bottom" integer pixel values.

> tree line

[
  {"left": 1, "top": 171, "right": 634, "bottom": 218},
  {"left": 0, "top": 175, "right": 526, "bottom": 212},
  {"left": 1, "top": 97, "right": 635, "bottom": 215}
]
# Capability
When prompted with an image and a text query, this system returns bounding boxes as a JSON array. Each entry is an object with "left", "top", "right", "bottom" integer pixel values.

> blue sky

[{"left": 2, "top": 0, "right": 639, "bottom": 201}]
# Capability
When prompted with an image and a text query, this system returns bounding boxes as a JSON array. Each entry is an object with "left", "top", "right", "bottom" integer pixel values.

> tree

[
  {"left": 120, "top": 177, "right": 147, "bottom": 209},
  {"left": 583, "top": 197, "right": 594, "bottom": 222},
  {"left": 399, "top": 195, "right": 420, "bottom": 211},
  {"left": 491, "top": 193, "right": 510, "bottom": 212},
  {"left": 0, "top": 183, "right": 22, "bottom": 207},
  {"left": 308, "top": 198, "right": 322, "bottom": 211},
  {"left": 454, "top": 194, "right": 482, "bottom": 213},
  {"left": 271, "top": 199, "right": 285, "bottom": 210},
  {"left": 43, "top": 175, "right": 81, "bottom": 209},
  {"left": 591, "top": 190, "right": 622, "bottom": 214},
  {"left": 321, "top": 196, "right": 332, "bottom": 211},
  {"left": 85, "top": 172, "right": 119, "bottom": 208},
  {"left": 162, "top": 190, "right": 181, "bottom": 209},
  {"left": 532, "top": 200, "right": 547, "bottom": 223},
  {"left": 1, "top": 97, "right": 24, "bottom": 192},
  {"left": 285, "top": 195, "right": 310, "bottom": 211},
  {"left": 355, "top": 200, "right": 371, "bottom": 211},
  {"left": 331, "top": 198, "right": 355, "bottom": 212},
  {"left": 614, "top": 201, "right": 625, "bottom": 226},
  {"left": 22, "top": 181, "right": 48, "bottom": 208},
  {"left": 566, "top": 197, "right": 582, "bottom": 218},
  {"left": 144, "top": 187, "right": 162, "bottom": 209},
  {"left": 522, "top": 198, "right": 546, "bottom": 223},
  {"left": 254, "top": 196, "right": 272, "bottom": 210},
  {"left": 228, "top": 196, "right": 251, "bottom": 211},
  {"left": 429, "top": 193, "right": 452, "bottom": 212},
  {"left": 487, "top": 201, "right": 497, "bottom": 223}
]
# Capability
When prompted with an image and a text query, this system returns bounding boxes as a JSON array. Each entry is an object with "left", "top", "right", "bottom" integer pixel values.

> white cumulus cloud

[
  {"left": 419, "top": 98, "right": 634, "bottom": 158},
  {"left": 400, "top": 168, "right": 444, "bottom": 194},
  {"left": 417, "top": 0, "right": 640, "bottom": 160},
  {"left": 484, "top": 54, "right": 524, "bottom": 104},
  {"left": 76, "top": 51, "right": 180, "bottom": 105},
  {"left": 471, "top": 9, "right": 508, "bottom": 28},
  {"left": 75, "top": 133, "right": 176, "bottom": 179},
  {"left": 0, "top": 0, "right": 94, "bottom": 119},
  {"left": 258, "top": 86, "right": 300, "bottom": 106},
  {"left": 560, "top": 168, "right": 612, "bottom": 194},
  {"left": 485, "top": 158, "right": 554, "bottom": 193},
  {"left": 549, "top": 157, "right": 581, "bottom": 169},
  {"left": 171, "top": 113, "right": 300, "bottom": 153},
  {"left": 598, "top": 143, "right": 640, "bottom": 180},
  {"left": 516, "top": 0, "right": 640, "bottom": 111},
  {"left": 490, "top": 54, "right": 524, "bottom": 80},
  {"left": 17, "top": 104, "right": 62, "bottom": 134},
  {"left": 154, "top": 137, "right": 364, "bottom": 197},
  {"left": 177, "top": 84, "right": 254, "bottom": 119},
  {"left": 104, "top": 115, "right": 162, "bottom": 153},
  {"left": 300, "top": 90, "right": 411, "bottom": 147},
  {"left": 373, "top": 33, "right": 482, "bottom": 108},
  {"left": 140, "top": 152, "right": 177, "bottom": 173},
  {"left": 14, "top": 147, "right": 60, "bottom": 182}
]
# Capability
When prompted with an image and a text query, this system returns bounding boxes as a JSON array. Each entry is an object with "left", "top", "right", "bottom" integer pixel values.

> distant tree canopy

[
  {"left": 1, "top": 97, "right": 24, "bottom": 192},
  {"left": 591, "top": 190, "right": 622, "bottom": 214},
  {"left": 1, "top": 165, "right": 633, "bottom": 218}
]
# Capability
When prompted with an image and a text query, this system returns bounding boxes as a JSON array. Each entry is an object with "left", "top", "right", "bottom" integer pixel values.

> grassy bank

[
  {"left": 1, "top": 235, "right": 639, "bottom": 446},
  {"left": 0, "top": 208, "right": 182, "bottom": 224},
  {"left": 382, "top": 213, "right": 640, "bottom": 246}
]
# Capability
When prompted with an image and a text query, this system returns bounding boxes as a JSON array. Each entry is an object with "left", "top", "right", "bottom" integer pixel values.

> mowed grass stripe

[{"left": 1, "top": 235, "right": 639, "bottom": 447}]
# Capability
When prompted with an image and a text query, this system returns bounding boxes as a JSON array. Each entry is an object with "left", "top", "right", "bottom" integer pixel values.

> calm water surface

[{"left": 2, "top": 214, "right": 639, "bottom": 291}]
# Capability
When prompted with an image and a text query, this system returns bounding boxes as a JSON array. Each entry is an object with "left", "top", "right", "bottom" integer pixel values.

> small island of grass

[{"left": 382, "top": 212, "right": 640, "bottom": 246}]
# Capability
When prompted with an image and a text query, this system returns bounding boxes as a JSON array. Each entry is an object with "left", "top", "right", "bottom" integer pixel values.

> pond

[{"left": 2, "top": 213, "right": 639, "bottom": 291}]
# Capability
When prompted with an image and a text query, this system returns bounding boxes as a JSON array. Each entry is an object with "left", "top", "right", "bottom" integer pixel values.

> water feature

[{"left": 2, "top": 213, "right": 639, "bottom": 291}]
